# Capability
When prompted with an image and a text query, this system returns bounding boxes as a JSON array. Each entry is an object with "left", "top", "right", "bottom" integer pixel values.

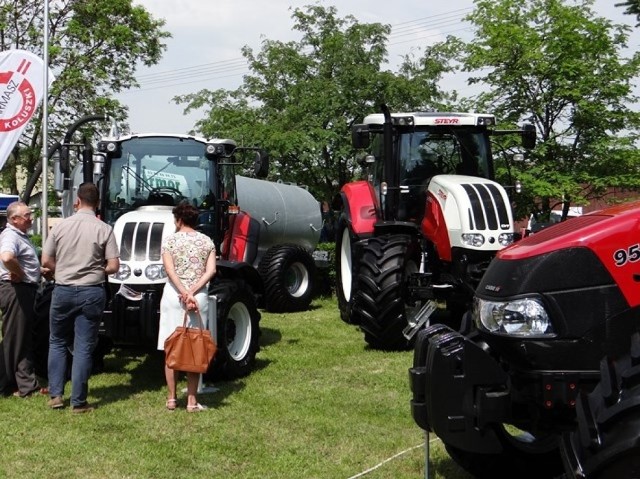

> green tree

[
  {"left": 460, "top": 0, "right": 640, "bottom": 221},
  {"left": 0, "top": 0, "right": 169, "bottom": 196},
  {"left": 176, "top": 5, "right": 458, "bottom": 201},
  {"left": 617, "top": 0, "right": 640, "bottom": 25}
]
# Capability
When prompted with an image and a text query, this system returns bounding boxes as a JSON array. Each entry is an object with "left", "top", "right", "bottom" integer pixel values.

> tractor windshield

[
  {"left": 393, "top": 128, "right": 492, "bottom": 222},
  {"left": 399, "top": 128, "right": 491, "bottom": 185},
  {"left": 103, "top": 137, "right": 216, "bottom": 225}
]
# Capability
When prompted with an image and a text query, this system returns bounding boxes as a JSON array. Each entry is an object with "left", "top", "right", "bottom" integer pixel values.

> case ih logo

[
  {"left": 434, "top": 118, "right": 459, "bottom": 125},
  {"left": 0, "top": 59, "right": 36, "bottom": 132}
]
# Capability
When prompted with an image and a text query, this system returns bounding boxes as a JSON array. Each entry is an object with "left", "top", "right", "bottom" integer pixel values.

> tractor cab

[
  {"left": 367, "top": 122, "right": 494, "bottom": 222},
  {"left": 353, "top": 111, "right": 498, "bottom": 224},
  {"left": 97, "top": 135, "right": 239, "bottom": 244}
]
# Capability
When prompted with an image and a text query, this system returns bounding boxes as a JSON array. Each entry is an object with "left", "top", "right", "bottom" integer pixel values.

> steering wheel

[
  {"left": 149, "top": 186, "right": 183, "bottom": 197},
  {"left": 147, "top": 186, "right": 185, "bottom": 206}
]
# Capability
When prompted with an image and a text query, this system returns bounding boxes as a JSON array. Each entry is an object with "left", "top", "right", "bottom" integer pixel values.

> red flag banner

[{"left": 0, "top": 49, "right": 53, "bottom": 172}]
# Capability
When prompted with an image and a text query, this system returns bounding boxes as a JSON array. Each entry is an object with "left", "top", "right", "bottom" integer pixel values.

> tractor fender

[
  {"left": 410, "top": 324, "right": 511, "bottom": 454},
  {"left": 221, "top": 211, "right": 261, "bottom": 265},
  {"left": 216, "top": 259, "right": 264, "bottom": 297},
  {"left": 339, "top": 181, "right": 377, "bottom": 236},
  {"left": 421, "top": 191, "right": 452, "bottom": 261}
]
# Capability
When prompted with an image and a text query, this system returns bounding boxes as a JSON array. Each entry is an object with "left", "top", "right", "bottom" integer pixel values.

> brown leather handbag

[{"left": 164, "top": 310, "right": 216, "bottom": 373}]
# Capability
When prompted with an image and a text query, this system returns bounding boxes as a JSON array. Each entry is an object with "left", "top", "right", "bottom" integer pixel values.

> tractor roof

[
  {"left": 100, "top": 132, "right": 238, "bottom": 147},
  {"left": 362, "top": 111, "right": 495, "bottom": 127}
]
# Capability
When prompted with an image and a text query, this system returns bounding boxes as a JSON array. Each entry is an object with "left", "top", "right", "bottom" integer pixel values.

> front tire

[
  {"left": 561, "top": 332, "right": 640, "bottom": 478},
  {"left": 206, "top": 280, "right": 261, "bottom": 380},
  {"left": 354, "top": 234, "right": 419, "bottom": 350},
  {"left": 259, "top": 244, "right": 316, "bottom": 313},
  {"left": 335, "top": 220, "right": 359, "bottom": 324}
]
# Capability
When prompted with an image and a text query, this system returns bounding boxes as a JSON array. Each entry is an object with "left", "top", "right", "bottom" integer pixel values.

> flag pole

[{"left": 41, "top": 0, "right": 49, "bottom": 245}]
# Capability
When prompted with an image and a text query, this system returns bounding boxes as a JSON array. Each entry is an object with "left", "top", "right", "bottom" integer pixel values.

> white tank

[{"left": 236, "top": 176, "right": 321, "bottom": 255}]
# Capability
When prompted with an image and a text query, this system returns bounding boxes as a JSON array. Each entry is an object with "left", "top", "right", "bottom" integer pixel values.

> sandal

[
  {"left": 166, "top": 398, "right": 177, "bottom": 411},
  {"left": 186, "top": 403, "right": 207, "bottom": 413}
]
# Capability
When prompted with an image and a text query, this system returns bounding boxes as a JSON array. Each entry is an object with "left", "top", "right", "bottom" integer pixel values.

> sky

[{"left": 114, "top": 0, "right": 639, "bottom": 135}]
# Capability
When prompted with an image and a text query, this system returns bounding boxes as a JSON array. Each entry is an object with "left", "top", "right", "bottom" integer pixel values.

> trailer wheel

[
  {"left": 206, "top": 280, "right": 260, "bottom": 380},
  {"left": 561, "top": 332, "right": 640, "bottom": 478},
  {"left": 259, "top": 244, "right": 316, "bottom": 313},
  {"left": 354, "top": 234, "right": 420, "bottom": 350},
  {"left": 335, "top": 219, "right": 359, "bottom": 324},
  {"left": 445, "top": 428, "right": 563, "bottom": 479}
]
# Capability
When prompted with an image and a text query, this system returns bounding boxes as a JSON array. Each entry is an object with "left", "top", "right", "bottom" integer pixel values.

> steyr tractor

[
  {"left": 410, "top": 201, "right": 640, "bottom": 478},
  {"left": 55, "top": 120, "right": 321, "bottom": 379},
  {"left": 336, "top": 106, "right": 535, "bottom": 349}
]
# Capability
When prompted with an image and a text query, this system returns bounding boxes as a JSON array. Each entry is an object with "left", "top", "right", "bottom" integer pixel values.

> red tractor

[
  {"left": 335, "top": 106, "right": 534, "bottom": 349},
  {"left": 410, "top": 201, "right": 640, "bottom": 478}
]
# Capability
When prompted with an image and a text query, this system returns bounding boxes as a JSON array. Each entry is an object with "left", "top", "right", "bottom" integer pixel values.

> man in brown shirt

[{"left": 42, "top": 183, "right": 119, "bottom": 413}]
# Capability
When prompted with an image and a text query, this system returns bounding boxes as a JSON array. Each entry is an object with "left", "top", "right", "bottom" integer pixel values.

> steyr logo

[
  {"left": 0, "top": 59, "right": 36, "bottom": 132},
  {"left": 434, "top": 118, "right": 459, "bottom": 125}
]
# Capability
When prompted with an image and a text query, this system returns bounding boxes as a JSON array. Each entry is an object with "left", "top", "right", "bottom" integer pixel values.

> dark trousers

[
  {"left": 48, "top": 285, "right": 105, "bottom": 407},
  {"left": 0, "top": 281, "right": 39, "bottom": 396}
]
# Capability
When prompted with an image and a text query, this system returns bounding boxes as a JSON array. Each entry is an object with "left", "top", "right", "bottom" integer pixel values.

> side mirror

[
  {"left": 252, "top": 150, "right": 269, "bottom": 178},
  {"left": 351, "top": 124, "right": 370, "bottom": 149},
  {"left": 522, "top": 123, "right": 536, "bottom": 150}
]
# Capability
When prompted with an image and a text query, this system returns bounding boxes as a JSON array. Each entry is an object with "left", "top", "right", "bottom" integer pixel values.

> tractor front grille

[
  {"left": 119, "top": 222, "right": 165, "bottom": 261},
  {"left": 462, "top": 183, "right": 511, "bottom": 231}
]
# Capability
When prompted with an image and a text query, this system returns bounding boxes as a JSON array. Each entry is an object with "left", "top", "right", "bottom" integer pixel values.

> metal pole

[
  {"left": 41, "top": 0, "right": 50, "bottom": 245},
  {"left": 198, "top": 294, "right": 218, "bottom": 394},
  {"left": 424, "top": 430, "right": 430, "bottom": 479}
]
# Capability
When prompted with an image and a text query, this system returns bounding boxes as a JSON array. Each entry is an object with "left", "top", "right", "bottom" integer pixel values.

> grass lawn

[{"left": 0, "top": 296, "right": 471, "bottom": 479}]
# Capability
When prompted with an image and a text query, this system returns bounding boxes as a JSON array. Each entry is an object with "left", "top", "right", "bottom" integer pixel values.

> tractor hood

[
  {"left": 480, "top": 200, "right": 640, "bottom": 308},
  {"left": 500, "top": 201, "right": 640, "bottom": 262},
  {"left": 421, "top": 175, "right": 515, "bottom": 260}
]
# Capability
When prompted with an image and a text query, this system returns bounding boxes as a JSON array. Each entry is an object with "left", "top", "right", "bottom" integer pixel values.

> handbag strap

[{"left": 182, "top": 309, "right": 205, "bottom": 330}]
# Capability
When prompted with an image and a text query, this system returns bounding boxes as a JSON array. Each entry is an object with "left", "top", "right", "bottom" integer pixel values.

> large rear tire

[
  {"left": 445, "top": 428, "right": 563, "bottom": 479},
  {"left": 561, "top": 332, "right": 640, "bottom": 478},
  {"left": 259, "top": 244, "right": 316, "bottom": 313},
  {"left": 354, "top": 234, "right": 419, "bottom": 350},
  {"left": 206, "top": 280, "right": 261, "bottom": 380},
  {"left": 335, "top": 220, "right": 359, "bottom": 324}
]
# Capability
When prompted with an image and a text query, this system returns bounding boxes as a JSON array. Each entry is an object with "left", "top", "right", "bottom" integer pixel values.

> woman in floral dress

[{"left": 158, "top": 202, "right": 216, "bottom": 412}]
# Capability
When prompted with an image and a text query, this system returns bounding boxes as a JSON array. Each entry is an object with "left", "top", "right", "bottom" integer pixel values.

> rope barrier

[{"left": 346, "top": 437, "right": 439, "bottom": 479}]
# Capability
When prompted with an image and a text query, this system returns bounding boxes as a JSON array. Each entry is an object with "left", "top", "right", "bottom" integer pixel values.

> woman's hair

[{"left": 172, "top": 201, "right": 199, "bottom": 228}]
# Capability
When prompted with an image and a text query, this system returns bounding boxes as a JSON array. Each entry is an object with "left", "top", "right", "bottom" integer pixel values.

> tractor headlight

[
  {"left": 113, "top": 264, "right": 131, "bottom": 281},
  {"left": 145, "top": 264, "right": 167, "bottom": 280},
  {"left": 461, "top": 233, "right": 485, "bottom": 247},
  {"left": 498, "top": 233, "right": 515, "bottom": 247},
  {"left": 473, "top": 296, "right": 554, "bottom": 337}
]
